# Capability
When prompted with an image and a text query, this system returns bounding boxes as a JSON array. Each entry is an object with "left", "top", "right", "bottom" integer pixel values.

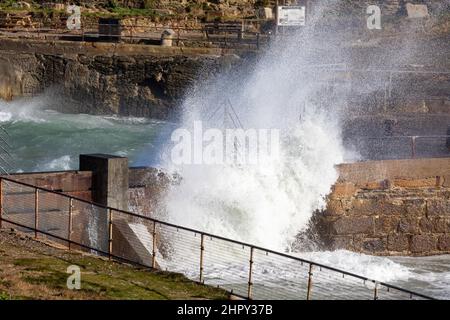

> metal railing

[
  {"left": 0, "top": 20, "right": 266, "bottom": 50},
  {"left": 0, "top": 176, "right": 434, "bottom": 300},
  {"left": 350, "top": 135, "right": 450, "bottom": 161}
]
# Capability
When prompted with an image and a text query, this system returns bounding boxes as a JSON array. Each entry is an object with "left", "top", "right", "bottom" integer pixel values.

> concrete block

[
  {"left": 79, "top": 154, "right": 129, "bottom": 211},
  {"left": 112, "top": 219, "right": 156, "bottom": 267}
]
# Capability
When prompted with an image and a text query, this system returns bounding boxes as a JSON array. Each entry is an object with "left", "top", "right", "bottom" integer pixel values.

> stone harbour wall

[{"left": 315, "top": 158, "right": 450, "bottom": 256}]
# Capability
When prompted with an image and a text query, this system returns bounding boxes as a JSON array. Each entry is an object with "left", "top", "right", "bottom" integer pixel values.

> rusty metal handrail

[{"left": 0, "top": 177, "right": 435, "bottom": 300}]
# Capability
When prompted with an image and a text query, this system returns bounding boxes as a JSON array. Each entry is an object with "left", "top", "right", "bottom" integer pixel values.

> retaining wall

[{"left": 315, "top": 158, "right": 450, "bottom": 256}]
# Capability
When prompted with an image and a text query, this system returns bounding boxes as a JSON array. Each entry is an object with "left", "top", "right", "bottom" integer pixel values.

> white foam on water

[
  {"left": 298, "top": 250, "right": 413, "bottom": 283},
  {"left": 0, "top": 111, "right": 12, "bottom": 122},
  {"left": 35, "top": 155, "right": 73, "bottom": 171},
  {"left": 157, "top": 3, "right": 346, "bottom": 252},
  {"left": 162, "top": 116, "right": 343, "bottom": 251}
]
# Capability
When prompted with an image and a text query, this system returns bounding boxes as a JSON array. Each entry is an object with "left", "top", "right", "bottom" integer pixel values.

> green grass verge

[{"left": 12, "top": 255, "right": 228, "bottom": 300}]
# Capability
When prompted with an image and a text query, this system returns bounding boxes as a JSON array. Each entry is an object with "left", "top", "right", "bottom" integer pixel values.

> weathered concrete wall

[
  {"left": 4, "top": 166, "right": 170, "bottom": 211},
  {"left": 315, "top": 158, "right": 450, "bottom": 256},
  {"left": 128, "top": 166, "right": 173, "bottom": 216},
  {"left": 3, "top": 170, "right": 93, "bottom": 201},
  {"left": 80, "top": 154, "right": 129, "bottom": 211}
]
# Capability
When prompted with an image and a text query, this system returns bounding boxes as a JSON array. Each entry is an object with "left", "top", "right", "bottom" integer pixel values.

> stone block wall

[{"left": 315, "top": 158, "right": 450, "bottom": 256}]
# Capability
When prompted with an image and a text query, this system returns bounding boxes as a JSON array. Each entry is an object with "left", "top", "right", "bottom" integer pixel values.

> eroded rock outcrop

[{"left": 0, "top": 39, "right": 245, "bottom": 118}]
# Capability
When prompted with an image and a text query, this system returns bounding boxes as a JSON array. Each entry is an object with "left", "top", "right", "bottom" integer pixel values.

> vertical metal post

[
  {"left": 199, "top": 233, "right": 205, "bottom": 283},
  {"left": 68, "top": 198, "right": 73, "bottom": 250},
  {"left": 388, "top": 72, "right": 393, "bottom": 98},
  {"left": 152, "top": 221, "right": 157, "bottom": 269},
  {"left": 275, "top": 0, "right": 279, "bottom": 36},
  {"left": 256, "top": 33, "right": 260, "bottom": 50},
  {"left": 306, "top": 263, "right": 314, "bottom": 300},
  {"left": 373, "top": 282, "right": 379, "bottom": 300},
  {"left": 34, "top": 188, "right": 39, "bottom": 239},
  {"left": 0, "top": 178, "right": 3, "bottom": 230},
  {"left": 247, "top": 247, "right": 254, "bottom": 300},
  {"left": 411, "top": 136, "right": 417, "bottom": 159},
  {"left": 383, "top": 81, "right": 388, "bottom": 113},
  {"left": 108, "top": 209, "right": 113, "bottom": 260}
]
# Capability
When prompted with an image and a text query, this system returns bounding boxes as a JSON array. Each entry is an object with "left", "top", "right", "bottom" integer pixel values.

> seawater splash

[
  {"left": 299, "top": 250, "right": 413, "bottom": 283},
  {"left": 158, "top": 3, "right": 346, "bottom": 252}
]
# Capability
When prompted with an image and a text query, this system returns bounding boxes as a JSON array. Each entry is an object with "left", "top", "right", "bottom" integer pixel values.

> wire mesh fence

[{"left": 0, "top": 177, "right": 435, "bottom": 300}]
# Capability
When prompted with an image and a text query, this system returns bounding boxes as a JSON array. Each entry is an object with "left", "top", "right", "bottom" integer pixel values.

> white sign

[
  {"left": 277, "top": 6, "right": 306, "bottom": 26},
  {"left": 66, "top": 5, "right": 81, "bottom": 30}
]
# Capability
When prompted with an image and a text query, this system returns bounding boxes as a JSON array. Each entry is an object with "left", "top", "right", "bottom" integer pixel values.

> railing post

[
  {"left": 247, "top": 247, "right": 254, "bottom": 300},
  {"left": 199, "top": 233, "right": 205, "bottom": 283},
  {"left": 373, "top": 282, "right": 379, "bottom": 300},
  {"left": 108, "top": 209, "right": 113, "bottom": 260},
  {"left": 0, "top": 178, "right": 3, "bottom": 230},
  {"left": 68, "top": 198, "right": 73, "bottom": 250},
  {"left": 306, "top": 263, "right": 314, "bottom": 300},
  {"left": 152, "top": 221, "right": 157, "bottom": 269},
  {"left": 411, "top": 136, "right": 417, "bottom": 159},
  {"left": 34, "top": 188, "right": 39, "bottom": 239}
]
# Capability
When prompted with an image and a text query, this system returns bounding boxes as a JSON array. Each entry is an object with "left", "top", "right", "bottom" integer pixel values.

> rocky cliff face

[{"left": 0, "top": 39, "right": 244, "bottom": 118}]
